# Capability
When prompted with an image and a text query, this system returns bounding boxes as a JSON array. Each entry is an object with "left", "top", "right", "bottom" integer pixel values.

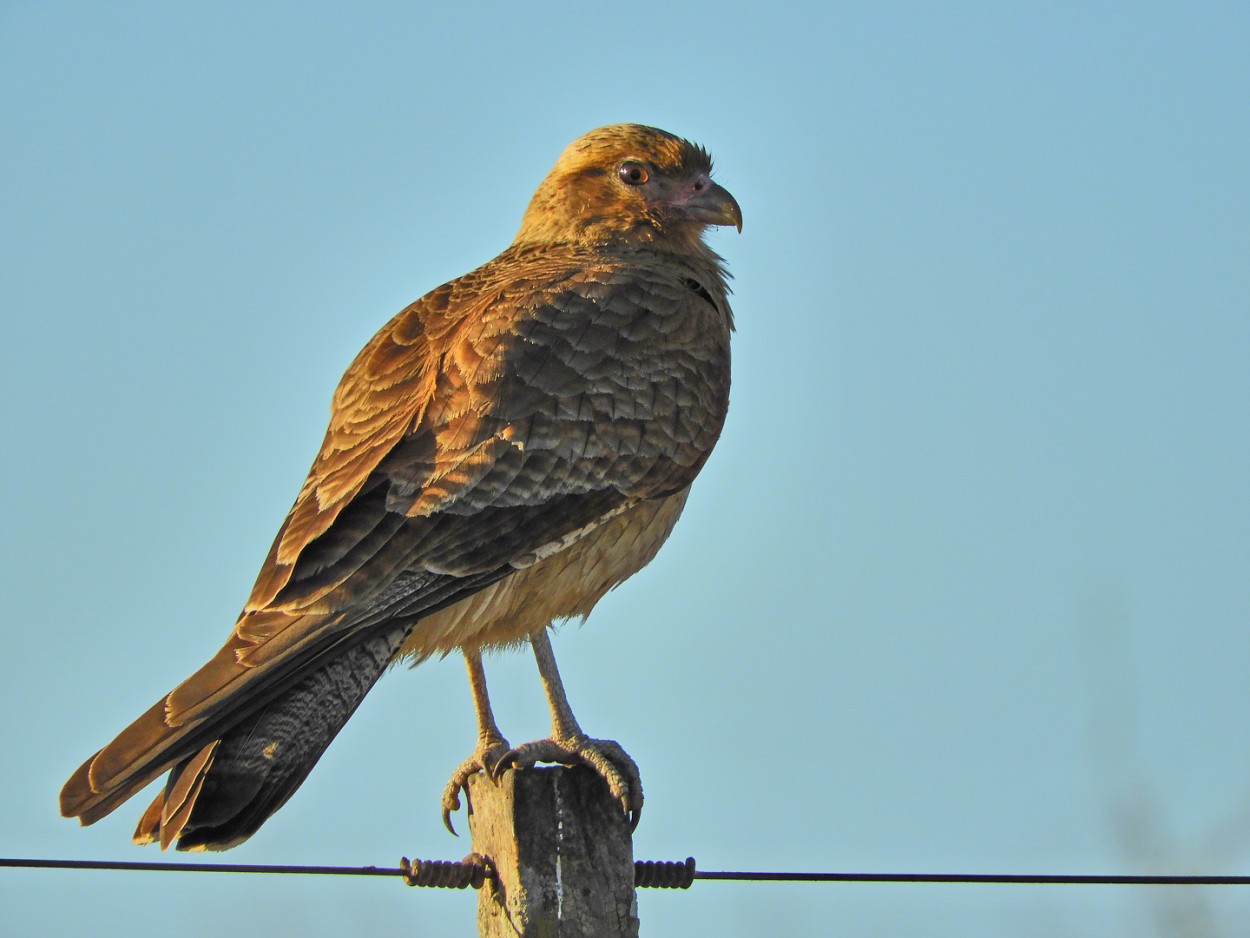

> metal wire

[
  {"left": 400, "top": 854, "right": 491, "bottom": 889},
  {"left": 6, "top": 857, "right": 1250, "bottom": 886},
  {"left": 1, "top": 857, "right": 402, "bottom": 877},
  {"left": 635, "top": 857, "right": 696, "bottom": 888},
  {"left": 694, "top": 871, "right": 1250, "bottom": 885}
]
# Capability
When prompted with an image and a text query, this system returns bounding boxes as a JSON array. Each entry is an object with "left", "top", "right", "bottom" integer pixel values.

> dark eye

[{"left": 618, "top": 162, "right": 650, "bottom": 186}]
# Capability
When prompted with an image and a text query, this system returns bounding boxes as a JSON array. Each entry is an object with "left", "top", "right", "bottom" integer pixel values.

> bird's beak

[{"left": 673, "top": 175, "right": 743, "bottom": 232}]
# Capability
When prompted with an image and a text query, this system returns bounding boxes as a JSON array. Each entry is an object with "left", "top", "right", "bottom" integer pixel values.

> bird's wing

[
  {"left": 247, "top": 250, "right": 729, "bottom": 613},
  {"left": 62, "top": 249, "right": 730, "bottom": 823}
]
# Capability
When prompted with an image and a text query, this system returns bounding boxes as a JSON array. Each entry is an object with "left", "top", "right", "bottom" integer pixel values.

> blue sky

[{"left": 2, "top": 2, "right": 1248, "bottom": 934}]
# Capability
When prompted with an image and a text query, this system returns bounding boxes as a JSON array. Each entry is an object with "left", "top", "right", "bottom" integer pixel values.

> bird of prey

[{"left": 60, "top": 123, "right": 740, "bottom": 851}]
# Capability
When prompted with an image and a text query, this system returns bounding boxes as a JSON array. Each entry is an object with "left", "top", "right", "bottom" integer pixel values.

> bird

[{"left": 60, "top": 123, "right": 741, "bottom": 851}]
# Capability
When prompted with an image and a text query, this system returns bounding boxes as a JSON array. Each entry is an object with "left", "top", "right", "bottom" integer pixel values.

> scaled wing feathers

[{"left": 60, "top": 247, "right": 731, "bottom": 831}]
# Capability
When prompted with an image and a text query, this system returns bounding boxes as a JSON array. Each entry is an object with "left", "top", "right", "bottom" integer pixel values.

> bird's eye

[{"left": 618, "top": 162, "right": 650, "bottom": 186}]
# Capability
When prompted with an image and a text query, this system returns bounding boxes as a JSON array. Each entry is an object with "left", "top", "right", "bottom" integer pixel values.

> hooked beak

[{"left": 672, "top": 174, "right": 743, "bottom": 232}]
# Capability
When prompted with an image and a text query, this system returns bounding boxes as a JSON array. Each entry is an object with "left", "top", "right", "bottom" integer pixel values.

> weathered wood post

[{"left": 467, "top": 765, "right": 639, "bottom": 937}]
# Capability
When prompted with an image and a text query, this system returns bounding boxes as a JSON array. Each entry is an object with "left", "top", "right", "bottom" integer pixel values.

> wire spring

[
  {"left": 634, "top": 856, "right": 696, "bottom": 889},
  {"left": 400, "top": 853, "right": 492, "bottom": 889}
]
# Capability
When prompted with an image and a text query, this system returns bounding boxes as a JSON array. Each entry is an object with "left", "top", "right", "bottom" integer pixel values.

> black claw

[
  {"left": 442, "top": 788, "right": 463, "bottom": 836},
  {"left": 491, "top": 754, "right": 516, "bottom": 780},
  {"left": 629, "top": 804, "right": 642, "bottom": 832}
]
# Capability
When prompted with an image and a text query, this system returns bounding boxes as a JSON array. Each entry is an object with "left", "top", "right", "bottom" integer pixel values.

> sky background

[{"left": 2, "top": 2, "right": 1248, "bottom": 935}]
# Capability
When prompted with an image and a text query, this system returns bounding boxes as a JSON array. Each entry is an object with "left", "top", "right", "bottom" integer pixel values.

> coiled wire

[
  {"left": 634, "top": 856, "right": 696, "bottom": 889},
  {"left": 400, "top": 853, "right": 492, "bottom": 889}
]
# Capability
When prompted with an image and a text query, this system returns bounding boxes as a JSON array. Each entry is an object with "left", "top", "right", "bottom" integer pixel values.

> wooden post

[{"left": 467, "top": 765, "right": 639, "bottom": 937}]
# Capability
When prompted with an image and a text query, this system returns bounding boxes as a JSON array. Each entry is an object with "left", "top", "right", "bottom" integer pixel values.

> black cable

[
  {"left": 695, "top": 871, "right": 1250, "bottom": 885},
  {"left": 1, "top": 858, "right": 400, "bottom": 877},
  {"left": 5, "top": 857, "right": 1250, "bottom": 886}
]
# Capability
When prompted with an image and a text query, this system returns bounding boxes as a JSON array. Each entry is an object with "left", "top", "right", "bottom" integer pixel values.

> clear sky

[{"left": 2, "top": 2, "right": 1248, "bottom": 935}]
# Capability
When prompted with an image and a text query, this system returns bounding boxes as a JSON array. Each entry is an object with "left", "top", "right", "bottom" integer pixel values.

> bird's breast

[{"left": 398, "top": 488, "right": 690, "bottom": 659}]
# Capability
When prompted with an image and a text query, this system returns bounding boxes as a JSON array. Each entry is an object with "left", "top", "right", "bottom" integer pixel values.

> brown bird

[{"left": 60, "top": 123, "right": 740, "bottom": 851}]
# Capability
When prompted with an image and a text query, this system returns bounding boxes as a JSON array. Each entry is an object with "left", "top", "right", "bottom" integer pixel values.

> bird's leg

[
  {"left": 441, "top": 650, "right": 512, "bottom": 834},
  {"left": 497, "top": 628, "right": 643, "bottom": 830}
]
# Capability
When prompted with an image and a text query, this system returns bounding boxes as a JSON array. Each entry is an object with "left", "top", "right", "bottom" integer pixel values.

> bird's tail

[{"left": 64, "top": 622, "right": 411, "bottom": 852}]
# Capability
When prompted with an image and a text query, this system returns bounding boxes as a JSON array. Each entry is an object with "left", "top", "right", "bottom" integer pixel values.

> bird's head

[{"left": 515, "top": 124, "right": 742, "bottom": 253}]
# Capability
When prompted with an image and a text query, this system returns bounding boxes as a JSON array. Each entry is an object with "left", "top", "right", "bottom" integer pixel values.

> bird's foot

[
  {"left": 496, "top": 734, "right": 643, "bottom": 830},
  {"left": 441, "top": 736, "right": 512, "bottom": 835}
]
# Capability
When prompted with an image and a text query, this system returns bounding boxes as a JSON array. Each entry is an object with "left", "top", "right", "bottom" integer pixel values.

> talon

[
  {"left": 490, "top": 735, "right": 643, "bottom": 827},
  {"left": 489, "top": 752, "right": 515, "bottom": 780},
  {"left": 442, "top": 735, "right": 510, "bottom": 835},
  {"left": 440, "top": 783, "right": 464, "bottom": 836}
]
